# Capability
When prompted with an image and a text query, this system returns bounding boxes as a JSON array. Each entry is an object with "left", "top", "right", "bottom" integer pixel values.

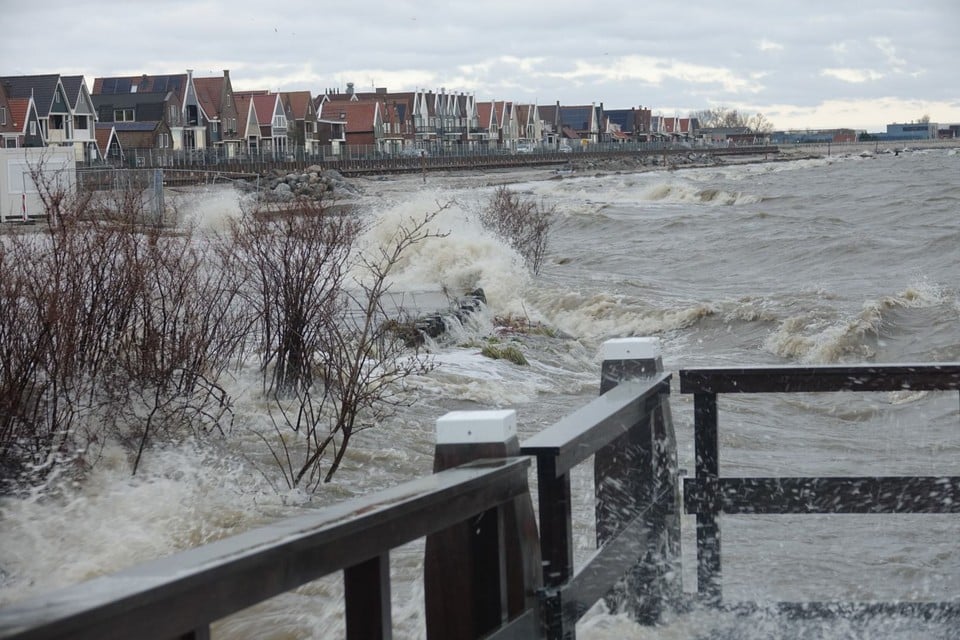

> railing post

[
  {"left": 595, "top": 337, "right": 681, "bottom": 624},
  {"left": 694, "top": 390, "right": 722, "bottom": 605},
  {"left": 345, "top": 553, "right": 391, "bottom": 640},
  {"left": 424, "top": 410, "right": 542, "bottom": 640}
]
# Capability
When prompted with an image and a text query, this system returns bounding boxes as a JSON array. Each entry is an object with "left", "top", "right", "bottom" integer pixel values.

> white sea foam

[
  {"left": 528, "top": 288, "right": 717, "bottom": 342},
  {"left": 353, "top": 189, "right": 538, "bottom": 319},
  {"left": 173, "top": 183, "right": 246, "bottom": 231}
]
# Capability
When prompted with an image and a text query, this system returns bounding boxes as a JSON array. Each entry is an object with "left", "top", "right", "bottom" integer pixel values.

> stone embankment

[
  {"left": 240, "top": 165, "right": 361, "bottom": 202},
  {"left": 568, "top": 151, "right": 727, "bottom": 173}
]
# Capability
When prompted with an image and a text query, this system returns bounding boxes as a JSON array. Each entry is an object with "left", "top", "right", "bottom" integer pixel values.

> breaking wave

[{"left": 764, "top": 282, "right": 948, "bottom": 363}]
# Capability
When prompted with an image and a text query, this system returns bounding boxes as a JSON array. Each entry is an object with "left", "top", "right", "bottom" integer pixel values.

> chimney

[{"left": 346, "top": 82, "right": 354, "bottom": 96}]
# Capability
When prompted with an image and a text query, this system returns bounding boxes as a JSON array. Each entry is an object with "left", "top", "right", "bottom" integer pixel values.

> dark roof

[
  {"left": 60, "top": 75, "right": 86, "bottom": 108},
  {"left": 538, "top": 105, "right": 559, "bottom": 125},
  {"left": 91, "top": 91, "right": 170, "bottom": 108},
  {"left": 604, "top": 109, "right": 634, "bottom": 133},
  {"left": 95, "top": 74, "right": 184, "bottom": 95},
  {"left": 0, "top": 74, "right": 62, "bottom": 117},
  {"left": 92, "top": 92, "right": 169, "bottom": 122},
  {"left": 112, "top": 121, "right": 160, "bottom": 132},
  {"left": 559, "top": 106, "right": 593, "bottom": 131}
]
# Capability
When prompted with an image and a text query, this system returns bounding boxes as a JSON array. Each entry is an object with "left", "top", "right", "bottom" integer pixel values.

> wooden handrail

[
  {"left": 680, "top": 363, "right": 960, "bottom": 393},
  {"left": 521, "top": 372, "right": 671, "bottom": 476},
  {"left": 681, "top": 362, "right": 960, "bottom": 608},
  {"left": 0, "top": 458, "right": 530, "bottom": 640}
]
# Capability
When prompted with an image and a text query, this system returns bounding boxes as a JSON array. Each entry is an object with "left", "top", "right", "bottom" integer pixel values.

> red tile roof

[
  {"left": 476, "top": 101, "right": 494, "bottom": 128},
  {"left": 7, "top": 97, "right": 31, "bottom": 133},
  {"left": 94, "top": 124, "right": 120, "bottom": 156},
  {"left": 192, "top": 76, "right": 223, "bottom": 119},
  {"left": 320, "top": 100, "right": 378, "bottom": 133},
  {"left": 233, "top": 93, "right": 254, "bottom": 137},
  {"left": 251, "top": 94, "right": 277, "bottom": 126},
  {"left": 281, "top": 91, "right": 313, "bottom": 120}
]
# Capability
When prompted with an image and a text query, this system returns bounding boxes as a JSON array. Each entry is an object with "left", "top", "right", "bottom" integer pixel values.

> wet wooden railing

[
  {"left": 681, "top": 363, "right": 960, "bottom": 620},
  {"left": 2, "top": 347, "right": 958, "bottom": 639},
  {"left": 0, "top": 338, "right": 678, "bottom": 640}
]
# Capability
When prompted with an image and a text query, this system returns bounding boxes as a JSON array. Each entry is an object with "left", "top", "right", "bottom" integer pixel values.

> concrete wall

[{"left": 0, "top": 147, "right": 76, "bottom": 222}]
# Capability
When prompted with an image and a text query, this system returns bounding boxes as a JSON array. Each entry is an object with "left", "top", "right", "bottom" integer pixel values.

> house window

[
  {"left": 0, "top": 107, "right": 6, "bottom": 125},
  {"left": 51, "top": 114, "right": 65, "bottom": 130},
  {"left": 211, "top": 121, "right": 219, "bottom": 133},
  {"left": 114, "top": 108, "right": 134, "bottom": 122},
  {"left": 74, "top": 115, "right": 88, "bottom": 130},
  {"left": 158, "top": 133, "right": 168, "bottom": 148},
  {"left": 29, "top": 121, "right": 36, "bottom": 136},
  {"left": 170, "top": 105, "right": 177, "bottom": 122}
]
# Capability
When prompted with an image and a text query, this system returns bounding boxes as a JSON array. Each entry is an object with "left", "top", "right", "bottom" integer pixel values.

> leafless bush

[
  {"left": 0, "top": 164, "right": 247, "bottom": 489},
  {"left": 480, "top": 186, "right": 554, "bottom": 274},
  {"left": 228, "top": 198, "right": 360, "bottom": 396},
  {"left": 106, "top": 224, "right": 248, "bottom": 474},
  {"left": 232, "top": 197, "right": 446, "bottom": 488}
]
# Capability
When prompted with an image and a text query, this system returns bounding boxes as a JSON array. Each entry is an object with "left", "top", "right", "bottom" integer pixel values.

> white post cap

[
  {"left": 601, "top": 337, "right": 660, "bottom": 361},
  {"left": 436, "top": 409, "right": 517, "bottom": 445}
]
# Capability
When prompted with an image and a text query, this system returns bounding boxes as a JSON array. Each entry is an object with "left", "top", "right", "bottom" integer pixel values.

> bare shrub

[
  {"left": 107, "top": 223, "right": 248, "bottom": 474},
  {"left": 0, "top": 164, "right": 247, "bottom": 489},
  {"left": 228, "top": 198, "right": 360, "bottom": 396},
  {"left": 231, "top": 197, "right": 446, "bottom": 488},
  {"left": 480, "top": 185, "right": 554, "bottom": 274}
]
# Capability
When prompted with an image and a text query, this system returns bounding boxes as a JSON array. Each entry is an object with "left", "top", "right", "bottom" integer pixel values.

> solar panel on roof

[
  {"left": 116, "top": 78, "right": 131, "bottom": 93},
  {"left": 102, "top": 78, "right": 117, "bottom": 93},
  {"left": 153, "top": 77, "right": 168, "bottom": 93}
]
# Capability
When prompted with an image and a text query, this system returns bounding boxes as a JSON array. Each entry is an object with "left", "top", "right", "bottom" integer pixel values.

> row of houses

[
  {"left": 5, "top": 69, "right": 955, "bottom": 163},
  {"left": 2, "top": 70, "right": 692, "bottom": 162}
]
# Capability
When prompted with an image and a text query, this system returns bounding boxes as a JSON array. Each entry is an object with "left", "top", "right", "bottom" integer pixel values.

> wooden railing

[
  {"left": 0, "top": 457, "right": 532, "bottom": 640},
  {"left": 681, "top": 363, "right": 960, "bottom": 620},
  {"left": 521, "top": 338, "right": 679, "bottom": 638},
  {"left": 0, "top": 338, "right": 679, "bottom": 640},
  {"left": 2, "top": 347, "right": 958, "bottom": 639}
]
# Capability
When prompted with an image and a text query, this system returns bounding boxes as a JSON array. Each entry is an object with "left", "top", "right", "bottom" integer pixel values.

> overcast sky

[{"left": 4, "top": 1, "right": 958, "bottom": 131}]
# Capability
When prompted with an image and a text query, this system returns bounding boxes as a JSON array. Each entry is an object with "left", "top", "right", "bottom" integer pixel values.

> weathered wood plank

[
  {"left": 684, "top": 476, "right": 960, "bottom": 514},
  {"left": 0, "top": 458, "right": 529, "bottom": 640},
  {"left": 680, "top": 363, "right": 960, "bottom": 394}
]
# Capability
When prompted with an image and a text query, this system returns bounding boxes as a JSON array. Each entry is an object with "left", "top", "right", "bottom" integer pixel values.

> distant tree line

[{"left": 690, "top": 107, "right": 775, "bottom": 133}]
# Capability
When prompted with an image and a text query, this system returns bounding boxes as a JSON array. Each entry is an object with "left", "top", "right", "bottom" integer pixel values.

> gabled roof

[
  {"left": 538, "top": 105, "right": 559, "bottom": 125},
  {"left": 476, "top": 101, "right": 496, "bottom": 129},
  {"left": 95, "top": 123, "right": 122, "bottom": 157},
  {"left": 281, "top": 91, "right": 315, "bottom": 120},
  {"left": 233, "top": 93, "right": 252, "bottom": 137},
  {"left": 249, "top": 94, "right": 279, "bottom": 126},
  {"left": 192, "top": 76, "right": 224, "bottom": 119},
  {"left": 515, "top": 104, "right": 532, "bottom": 125},
  {"left": 0, "top": 74, "right": 65, "bottom": 117},
  {"left": 60, "top": 76, "right": 88, "bottom": 109},
  {"left": 6, "top": 97, "right": 36, "bottom": 135}
]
